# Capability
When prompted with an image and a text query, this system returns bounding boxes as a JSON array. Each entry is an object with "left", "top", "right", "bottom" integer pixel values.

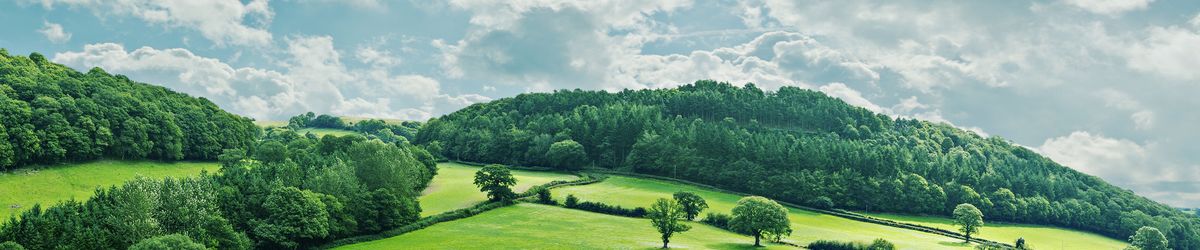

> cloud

[
  {"left": 37, "top": 21, "right": 71, "bottom": 43},
  {"left": 52, "top": 39, "right": 488, "bottom": 121},
  {"left": 1096, "top": 88, "right": 1156, "bottom": 130},
  {"left": 819, "top": 83, "right": 885, "bottom": 113},
  {"left": 30, "top": 0, "right": 273, "bottom": 47},
  {"left": 1039, "top": 131, "right": 1149, "bottom": 185},
  {"left": 1123, "top": 22, "right": 1200, "bottom": 81},
  {"left": 1061, "top": 0, "right": 1154, "bottom": 15}
]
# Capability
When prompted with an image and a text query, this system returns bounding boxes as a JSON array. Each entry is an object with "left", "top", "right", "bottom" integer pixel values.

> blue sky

[{"left": 2, "top": 0, "right": 1199, "bottom": 207}]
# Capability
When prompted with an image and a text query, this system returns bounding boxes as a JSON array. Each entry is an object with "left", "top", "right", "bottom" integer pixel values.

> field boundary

[
  {"left": 581, "top": 169, "right": 1015, "bottom": 248},
  {"left": 315, "top": 170, "right": 605, "bottom": 249}
]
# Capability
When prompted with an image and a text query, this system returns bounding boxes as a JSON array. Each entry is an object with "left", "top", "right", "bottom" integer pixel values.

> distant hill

[
  {"left": 0, "top": 50, "right": 259, "bottom": 170},
  {"left": 416, "top": 80, "right": 1200, "bottom": 248}
]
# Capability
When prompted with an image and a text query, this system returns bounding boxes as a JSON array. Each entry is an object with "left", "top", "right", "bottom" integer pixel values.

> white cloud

[
  {"left": 52, "top": 39, "right": 487, "bottom": 121},
  {"left": 31, "top": 0, "right": 273, "bottom": 47},
  {"left": 355, "top": 45, "right": 400, "bottom": 67},
  {"left": 819, "top": 82, "right": 884, "bottom": 113},
  {"left": 1096, "top": 88, "right": 1156, "bottom": 130},
  {"left": 1124, "top": 24, "right": 1200, "bottom": 81},
  {"left": 1039, "top": 131, "right": 1148, "bottom": 184},
  {"left": 37, "top": 21, "right": 71, "bottom": 43},
  {"left": 1061, "top": 0, "right": 1154, "bottom": 15}
]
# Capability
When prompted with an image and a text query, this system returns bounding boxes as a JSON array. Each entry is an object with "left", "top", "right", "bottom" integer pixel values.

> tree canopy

[
  {"left": 415, "top": 80, "right": 1200, "bottom": 248},
  {"left": 730, "top": 196, "right": 791, "bottom": 247},
  {"left": 0, "top": 52, "right": 259, "bottom": 170},
  {"left": 1129, "top": 226, "right": 1170, "bottom": 250},
  {"left": 953, "top": 203, "right": 984, "bottom": 243},
  {"left": 474, "top": 164, "right": 518, "bottom": 202},
  {"left": 672, "top": 192, "right": 708, "bottom": 221},
  {"left": 647, "top": 198, "right": 691, "bottom": 249}
]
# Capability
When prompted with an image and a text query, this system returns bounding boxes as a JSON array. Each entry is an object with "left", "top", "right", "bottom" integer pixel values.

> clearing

[{"left": 0, "top": 160, "right": 219, "bottom": 219}]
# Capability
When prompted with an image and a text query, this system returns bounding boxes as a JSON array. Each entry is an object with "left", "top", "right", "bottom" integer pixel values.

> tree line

[
  {"left": 285, "top": 112, "right": 421, "bottom": 144},
  {"left": 415, "top": 80, "right": 1200, "bottom": 248},
  {"left": 0, "top": 51, "right": 259, "bottom": 170},
  {"left": 0, "top": 131, "right": 437, "bottom": 249}
]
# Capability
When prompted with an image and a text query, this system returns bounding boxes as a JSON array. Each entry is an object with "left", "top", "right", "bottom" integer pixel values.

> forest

[
  {"left": 0, "top": 51, "right": 436, "bottom": 249},
  {"left": 415, "top": 80, "right": 1200, "bottom": 249},
  {"left": 0, "top": 50, "right": 259, "bottom": 170}
]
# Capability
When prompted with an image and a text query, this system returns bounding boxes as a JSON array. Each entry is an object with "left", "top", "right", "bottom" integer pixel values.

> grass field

[
  {"left": 337, "top": 203, "right": 793, "bottom": 250},
  {"left": 862, "top": 212, "right": 1128, "bottom": 250},
  {"left": 295, "top": 128, "right": 360, "bottom": 137},
  {"left": 0, "top": 160, "right": 219, "bottom": 219},
  {"left": 419, "top": 162, "right": 577, "bottom": 216},
  {"left": 553, "top": 176, "right": 973, "bottom": 249}
]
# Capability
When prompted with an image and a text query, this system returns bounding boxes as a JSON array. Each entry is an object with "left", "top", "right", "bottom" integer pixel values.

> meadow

[
  {"left": 553, "top": 175, "right": 976, "bottom": 249},
  {"left": 0, "top": 160, "right": 220, "bottom": 219},
  {"left": 336, "top": 203, "right": 793, "bottom": 250},
  {"left": 418, "top": 162, "right": 577, "bottom": 216},
  {"left": 862, "top": 212, "right": 1129, "bottom": 250}
]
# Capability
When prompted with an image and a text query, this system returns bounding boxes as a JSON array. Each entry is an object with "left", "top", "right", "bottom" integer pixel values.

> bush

[
  {"left": 533, "top": 186, "right": 556, "bottom": 205},
  {"left": 810, "top": 196, "right": 835, "bottom": 209},
  {"left": 808, "top": 239, "right": 895, "bottom": 250},
  {"left": 565, "top": 194, "right": 579, "bottom": 208},
  {"left": 128, "top": 234, "right": 206, "bottom": 250},
  {"left": 701, "top": 212, "right": 732, "bottom": 230}
]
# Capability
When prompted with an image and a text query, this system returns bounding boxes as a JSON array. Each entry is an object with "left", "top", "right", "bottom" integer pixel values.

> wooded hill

[
  {"left": 416, "top": 80, "right": 1200, "bottom": 248},
  {"left": 0, "top": 49, "right": 259, "bottom": 170}
]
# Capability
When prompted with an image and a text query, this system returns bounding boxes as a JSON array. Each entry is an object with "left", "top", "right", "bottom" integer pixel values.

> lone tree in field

[
  {"left": 474, "top": 164, "right": 517, "bottom": 202},
  {"left": 953, "top": 203, "right": 984, "bottom": 243},
  {"left": 731, "top": 196, "right": 791, "bottom": 247},
  {"left": 1128, "top": 226, "right": 1169, "bottom": 250},
  {"left": 648, "top": 198, "right": 691, "bottom": 248},
  {"left": 673, "top": 192, "right": 708, "bottom": 221},
  {"left": 546, "top": 139, "right": 587, "bottom": 170}
]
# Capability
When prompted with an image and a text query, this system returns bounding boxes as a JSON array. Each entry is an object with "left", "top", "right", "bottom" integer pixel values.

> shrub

[
  {"left": 0, "top": 242, "right": 25, "bottom": 250},
  {"left": 565, "top": 194, "right": 579, "bottom": 208},
  {"left": 808, "top": 239, "right": 895, "bottom": 250},
  {"left": 810, "top": 196, "right": 834, "bottom": 209},
  {"left": 533, "top": 186, "right": 556, "bottom": 205},
  {"left": 128, "top": 234, "right": 206, "bottom": 250},
  {"left": 701, "top": 212, "right": 732, "bottom": 230},
  {"left": 568, "top": 200, "right": 647, "bottom": 217}
]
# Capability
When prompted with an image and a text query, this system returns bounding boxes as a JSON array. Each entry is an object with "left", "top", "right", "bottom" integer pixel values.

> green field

[
  {"left": 862, "top": 212, "right": 1128, "bottom": 250},
  {"left": 553, "top": 176, "right": 973, "bottom": 249},
  {"left": 296, "top": 128, "right": 360, "bottom": 137},
  {"left": 419, "top": 162, "right": 577, "bottom": 216},
  {"left": 337, "top": 203, "right": 793, "bottom": 250},
  {"left": 0, "top": 160, "right": 220, "bottom": 219}
]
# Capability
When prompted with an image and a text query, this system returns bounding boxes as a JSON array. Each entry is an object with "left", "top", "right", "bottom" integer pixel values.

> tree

[
  {"left": 128, "top": 234, "right": 206, "bottom": 250},
  {"left": 673, "top": 192, "right": 708, "bottom": 221},
  {"left": 1014, "top": 237, "right": 1026, "bottom": 249},
  {"left": 953, "top": 203, "right": 984, "bottom": 243},
  {"left": 252, "top": 187, "right": 330, "bottom": 249},
  {"left": 565, "top": 194, "right": 579, "bottom": 208},
  {"left": 730, "top": 196, "right": 791, "bottom": 247},
  {"left": 534, "top": 186, "right": 556, "bottom": 205},
  {"left": 546, "top": 139, "right": 587, "bottom": 169},
  {"left": 1128, "top": 226, "right": 1169, "bottom": 250},
  {"left": 647, "top": 198, "right": 691, "bottom": 248},
  {"left": 0, "top": 242, "right": 24, "bottom": 250},
  {"left": 474, "top": 164, "right": 517, "bottom": 202}
]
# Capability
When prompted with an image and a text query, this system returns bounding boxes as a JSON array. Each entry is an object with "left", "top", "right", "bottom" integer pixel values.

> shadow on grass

[
  {"left": 703, "top": 242, "right": 777, "bottom": 249},
  {"left": 938, "top": 241, "right": 971, "bottom": 247}
]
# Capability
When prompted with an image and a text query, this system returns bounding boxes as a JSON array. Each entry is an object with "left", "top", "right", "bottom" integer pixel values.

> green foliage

[
  {"left": 0, "top": 241, "right": 23, "bottom": 250},
  {"left": 128, "top": 234, "right": 206, "bottom": 250},
  {"left": 807, "top": 238, "right": 896, "bottom": 250},
  {"left": 671, "top": 192, "right": 708, "bottom": 221},
  {"left": 0, "top": 134, "right": 433, "bottom": 250},
  {"left": 730, "top": 196, "right": 791, "bottom": 246},
  {"left": 701, "top": 212, "right": 733, "bottom": 230},
  {"left": 1128, "top": 226, "right": 1169, "bottom": 250},
  {"left": 546, "top": 139, "right": 587, "bottom": 170},
  {"left": 810, "top": 196, "right": 835, "bottom": 210},
  {"left": 953, "top": 203, "right": 985, "bottom": 243},
  {"left": 474, "top": 164, "right": 518, "bottom": 202},
  {"left": 647, "top": 198, "right": 691, "bottom": 248},
  {"left": 0, "top": 52, "right": 258, "bottom": 170},
  {"left": 533, "top": 186, "right": 556, "bottom": 205},
  {"left": 414, "top": 80, "right": 1200, "bottom": 249},
  {"left": 564, "top": 194, "right": 579, "bottom": 208}
]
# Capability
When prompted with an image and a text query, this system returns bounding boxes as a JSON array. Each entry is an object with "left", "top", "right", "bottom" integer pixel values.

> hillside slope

[
  {"left": 0, "top": 50, "right": 258, "bottom": 170},
  {"left": 416, "top": 80, "right": 1199, "bottom": 248}
]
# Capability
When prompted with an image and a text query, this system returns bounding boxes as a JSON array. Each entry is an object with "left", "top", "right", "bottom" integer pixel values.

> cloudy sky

[{"left": 2, "top": 0, "right": 1199, "bottom": 207}]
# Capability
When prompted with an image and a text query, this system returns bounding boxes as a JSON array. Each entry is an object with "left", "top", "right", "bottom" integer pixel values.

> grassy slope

[
  {"left": 862, "top": 212, "right": 1128, "bottom": 250},
  {"left": 0, "top": 160, "right": 219, "bottom": 219},
  {"left": 419, "top": 162, "right": 576, "bottom": 216},
  {"left": 554, "top": 176, "right": 973, "bottom": 249},
  {"left": 337, "top": 203, "right": 793, "bottom": 250}
]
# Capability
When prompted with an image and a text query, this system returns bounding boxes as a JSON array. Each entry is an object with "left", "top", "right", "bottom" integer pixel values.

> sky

[{"left": 1, "top": 0, "right": 1199, "bottom": 207}]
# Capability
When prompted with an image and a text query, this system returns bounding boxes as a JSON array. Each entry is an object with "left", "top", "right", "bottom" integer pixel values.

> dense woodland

[
  {"left": 0, "top": 52, "right": 436, "bottom": 249},
  {"left": 416, "top": 80, "right": 1200, "bottom": 248},
  {"left": 0, "top": 50, "right": 259, "bottom": 170},
  {"left": 0, "top": 131, "right": 437, "bottom": 249},
  {"left": 284, "top": 112, "right": 421, "bottom": 143}
]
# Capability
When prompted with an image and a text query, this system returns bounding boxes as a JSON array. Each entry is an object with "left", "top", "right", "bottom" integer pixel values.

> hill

[
  {"left": 0, "top": 160, "right": 218, "bottom": 219},
  {"left": 415, "top": 80, "right": 1200, "bottom": 248},
  {"left": 0, "top": 50, "right": 258, "bottom": 170}
]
